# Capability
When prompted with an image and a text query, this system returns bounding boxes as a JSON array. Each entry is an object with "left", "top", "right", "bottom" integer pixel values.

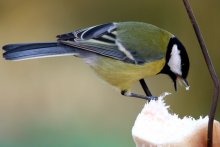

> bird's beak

[
  {"left": 183, "top": 78, "right": 189, "bottom": 89},
  {"left": 175, "top": 76, "right": 190, "bottom": 91}
]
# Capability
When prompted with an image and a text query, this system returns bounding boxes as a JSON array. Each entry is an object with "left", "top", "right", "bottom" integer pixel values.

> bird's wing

[{"left": 57, "top": 23, "right": 146, "bottom": 64}]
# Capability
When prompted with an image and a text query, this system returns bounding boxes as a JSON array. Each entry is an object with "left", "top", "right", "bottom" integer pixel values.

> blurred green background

[{"left": 0, "top": 0, "right": 219, "bottom": 147}]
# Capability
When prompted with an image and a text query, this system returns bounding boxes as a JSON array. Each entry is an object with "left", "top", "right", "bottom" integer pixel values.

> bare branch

[{"left": 182, "top": 0, "right": 220, "bottom": 146}]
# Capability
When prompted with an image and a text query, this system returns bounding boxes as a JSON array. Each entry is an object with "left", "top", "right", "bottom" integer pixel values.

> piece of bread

[{"left": 132, "top": 95, "right": 220, "bottom": 147}]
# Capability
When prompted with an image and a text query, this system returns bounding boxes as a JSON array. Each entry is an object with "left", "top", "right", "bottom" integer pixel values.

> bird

[{"left": 2, "top": 22, "right": 190, "bottom": 101}]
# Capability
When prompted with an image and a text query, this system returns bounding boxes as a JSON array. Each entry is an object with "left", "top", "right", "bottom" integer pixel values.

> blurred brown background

[{"left": 0, "top": 0, "right": 219, "bottom": 146}]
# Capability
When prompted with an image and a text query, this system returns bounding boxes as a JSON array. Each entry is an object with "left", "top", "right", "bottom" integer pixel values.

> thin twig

[{"left": 182, "top": 0, "right": 220, "bottom": 147}]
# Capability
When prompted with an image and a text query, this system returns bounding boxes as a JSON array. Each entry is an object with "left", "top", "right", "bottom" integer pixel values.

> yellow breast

[{"left": 88, "top": 56, "right": 165, "bottom": 90}]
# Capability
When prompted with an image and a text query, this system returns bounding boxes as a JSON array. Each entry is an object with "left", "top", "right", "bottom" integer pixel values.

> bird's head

[{"left": 160, "top": 37, "right": 190, "bottom": 91}]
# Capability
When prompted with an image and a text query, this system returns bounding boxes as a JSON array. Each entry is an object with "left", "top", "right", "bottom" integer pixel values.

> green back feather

[{"left": 116, "top": 22, "right": 174, "bottom": 63}]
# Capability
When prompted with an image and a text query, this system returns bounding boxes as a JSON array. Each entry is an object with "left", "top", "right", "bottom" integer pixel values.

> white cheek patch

[{"left": 168, "top": 44, "right": 182, "bottom": 76}]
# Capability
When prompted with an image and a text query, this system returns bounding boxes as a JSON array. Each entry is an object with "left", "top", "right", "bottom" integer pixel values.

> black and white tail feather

[
  {"left": 2, "top": 42, "right": 81, "bottom": 60},
  {"left": 3, "top": 23, "right": 135, "bottom": 63}
]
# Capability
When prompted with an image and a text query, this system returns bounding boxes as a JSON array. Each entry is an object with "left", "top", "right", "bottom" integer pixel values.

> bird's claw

[
  {"left": 147, "top": 96, "right": 158, "bottom": 101},
  {"left": 148, "top": 92, "right": 171, "bottom": 101}
]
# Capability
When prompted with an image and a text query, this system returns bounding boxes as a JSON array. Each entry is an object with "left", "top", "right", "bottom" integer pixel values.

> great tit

[{"left": 2, "top": 22, "right": 190, "bottom": 101}]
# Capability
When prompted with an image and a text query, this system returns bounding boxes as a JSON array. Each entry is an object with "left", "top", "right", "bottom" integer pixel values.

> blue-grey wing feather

[
  {"left": 57, "top": 23, "right": 139, "bottom": 64},
  {"left": 3, "top": 23, "right": 147, "bottom": 64},
  {"left": 60, "top": 40, "right": 134, "bottom": 64},
  {"left": 57, "top": 23, "right": 116, "bottom": 41}
]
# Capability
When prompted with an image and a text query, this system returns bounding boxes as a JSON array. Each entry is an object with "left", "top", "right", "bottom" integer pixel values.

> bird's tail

[{"left": 2, "top": 42, "right": 81, "bottom": 61}]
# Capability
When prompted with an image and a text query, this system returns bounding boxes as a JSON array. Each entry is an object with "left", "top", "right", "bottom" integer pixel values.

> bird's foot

[
  {"left": 147, "top": 96, "right": 158, "bottom": 101},
  {"left": 121, "top": 90, "right": 171, "bottom": 101},
  {"left": 121, "top": 90, "right": 158, "bottom": 101}
]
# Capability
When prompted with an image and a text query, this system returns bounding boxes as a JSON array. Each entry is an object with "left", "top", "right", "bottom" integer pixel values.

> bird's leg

[
  {"left": 139, "top": 79, "right": 158, "bottom": 101},
  {"left": 121, "top": 90, "right": 158, "bottom": 101},
  {"left": 139, "top": 79, "right": 152, "bottom": 96},
  {"left": 121, "top": 79, "right": 158, "bottom": 101}
]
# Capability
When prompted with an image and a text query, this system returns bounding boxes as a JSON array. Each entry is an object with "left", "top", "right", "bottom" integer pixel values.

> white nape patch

[
  {"left": 168, "top": 44, "right": 182, "bottom": 75},
  {"left": 116, "top": 40, "right": 135, "bottom": 61}
]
